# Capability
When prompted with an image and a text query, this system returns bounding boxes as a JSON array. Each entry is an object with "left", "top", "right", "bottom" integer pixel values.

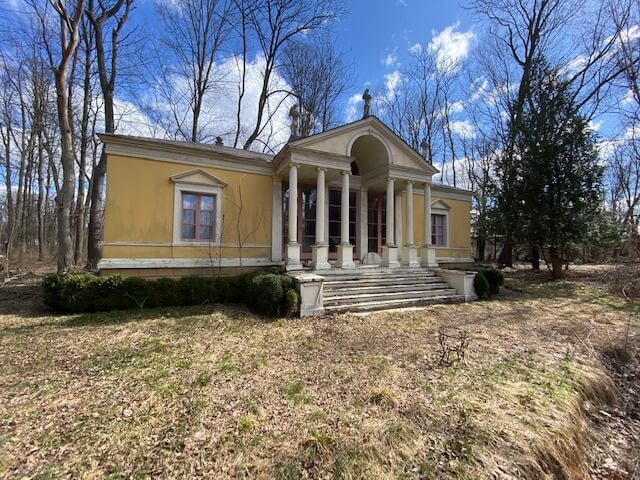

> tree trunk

[
  {"left": 477, "top": 236, "right": 485, "bottom": 261},
  {"left": 86, "top": 150, "right": 106, "bottom": 270},
  {"left": 549, "top": 247, "right": 563, "bottom": 279},
  {"left": 531, "top": 246, "right": 540, "bottom": 271}
]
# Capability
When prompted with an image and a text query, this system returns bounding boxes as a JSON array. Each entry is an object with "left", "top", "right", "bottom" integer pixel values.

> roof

[{"left": 99, "top": 133, "right": 274, "bottom": 163}]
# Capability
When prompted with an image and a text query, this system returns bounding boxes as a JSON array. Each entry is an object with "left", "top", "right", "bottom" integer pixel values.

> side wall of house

[
  {"left": 396, "top": 188, "right": 473, "bottom": 263},
  {"left": 101, "top": 154, "right": 274, "bottom": 276}
]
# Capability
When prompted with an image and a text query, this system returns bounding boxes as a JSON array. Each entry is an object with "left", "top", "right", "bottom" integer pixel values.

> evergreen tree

[{"left": 512, "top": 57, "right": 604, "bottom": 278}]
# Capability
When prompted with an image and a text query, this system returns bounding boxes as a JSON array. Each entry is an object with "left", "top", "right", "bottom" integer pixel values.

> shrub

[
  {"left": 248, "top": 273, "right": 284, "bottom": 318},
  {"left": 473, "top": 271, "right": 490, "bottom": 300},
  {"left": 482, "top": 268, "right": 505, "bottom": 295},
  {"left": 283, "top": 288, "right": 299, "bottom": 317},
  {"left": 43, "top": 270, "right": 299, "bottom": 318}
]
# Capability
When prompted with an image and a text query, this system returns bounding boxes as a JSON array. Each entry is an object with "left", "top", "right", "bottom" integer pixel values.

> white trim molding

[
  {"left": 173, "top": 182, "right": 224, "bottom": 246},
  {"left": 98, "top": 257, "right": 283, "bottom": 269}
]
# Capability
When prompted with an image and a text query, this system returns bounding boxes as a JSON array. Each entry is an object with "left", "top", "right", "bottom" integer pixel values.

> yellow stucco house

[{"left": 99, "top": 115, "right": 477, "bottom": 314}]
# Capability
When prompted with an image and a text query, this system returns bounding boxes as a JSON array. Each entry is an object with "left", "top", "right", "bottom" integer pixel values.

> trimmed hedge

[
  {"left": 43, "top": 271, "right": 299, "bottom": 318},
  {"left": 473, "top": 271, "right": 491, "bottom": 300},
  {"left": 482, "top": 268, "right": 505, "bottom": 295}
]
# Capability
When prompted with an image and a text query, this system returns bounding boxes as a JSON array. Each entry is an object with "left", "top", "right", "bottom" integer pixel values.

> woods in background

[{"left": 0, "top": 0, "right": 638, "bottom": 276}]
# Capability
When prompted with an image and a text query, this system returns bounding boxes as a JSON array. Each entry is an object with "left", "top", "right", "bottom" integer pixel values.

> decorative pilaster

[
  {"left": 382, "top": 177, "right": 400, "bottom": 268},
  {"left": 286, "top": 163, "right": 301, "bottom": 270},
  {"left": 404, "top": 181, "right": 419, "bottom": 267},
  {"left": 336, "top": 170, "right": 355, "bottom": 269},
  {"left": 311, "top": 168, "right": 330, "bottom": 269}
]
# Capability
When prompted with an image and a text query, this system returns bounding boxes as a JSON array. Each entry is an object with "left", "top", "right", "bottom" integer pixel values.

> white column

[
  {"left": 288, "top": 164, "right": 298, "bottom": 244},
  {"left": 404, "top": 181, "right": 419, "bottom": 267},
  {"left": 385, "top": 177, "right": 394, "bottom": 246},
  {"left": 336, "top": 170, "right": 355, "bottom": 269},
  {"left": 406, "top": 181, "right": 414, "bottom": 246},
  {"left": 271, "top": 177, "right": 283, "bottom": 262},
  {"left": 315, "top": 168, "right": 326, "bottom": 243},
  {"left": 285, "top": 163, "right": 301, "bottom": 269},
  {"left": 311, "top": 168, "right": 329, "bottom": 269},
  {"left": 340, "top": 171, "right": 350, "bottom": 244},
  {"left": 421, "top": 182, "right": 437, "bottom": 267},
  {"left": 382, "top": 177, "right": 399, "bottom": 267}
]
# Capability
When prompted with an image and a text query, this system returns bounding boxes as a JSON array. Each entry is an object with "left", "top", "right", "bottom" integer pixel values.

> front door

[
  {"left": 367, "top": 194, "right": 386, "bottom": 255},
  {"left": 328, "top": 189, "right": 357, "bottom": 259}
]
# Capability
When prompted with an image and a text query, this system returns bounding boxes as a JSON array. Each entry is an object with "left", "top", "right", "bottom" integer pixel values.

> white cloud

[
  {"left": 385, "top": 70, "right": 402, "bottom": 95},
  {"left": 427, "top": 22, "right": 474, "bottom": 73},
  {"left": 449, "top": 120, "right": 475, "bottom": 139},
  {"left": 117, "top": 54, "right": 294, "bottom": 152},
  {"left": 382, "top": 51, "right": 397, "bottom": 67},
  {"left": 345, "top": 93, "right": 363, "bottom": 123},
  {"left": 408, "top": 43, "right": 422, "bottom": 55}
]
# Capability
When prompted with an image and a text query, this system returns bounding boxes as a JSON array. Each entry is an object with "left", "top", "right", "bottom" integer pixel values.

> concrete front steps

[{"left": 317, "top": 267, "right": 464, "bottom": 313}]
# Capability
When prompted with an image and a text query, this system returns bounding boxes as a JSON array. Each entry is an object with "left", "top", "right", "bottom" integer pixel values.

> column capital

[
  {"left": 316, "top": 167, "right": 326, "bottom": 173},
  {"left": 341, "top": 170, "right": 351, "bottom": 176},
  {"left": 288, "top": 162, "right": 299, "bottom": 169},
  {"left": 406, "top": 180, "right": 415, "bottom": 186},
  {"left": 386, "top": 176, "right": 395, "bottom": 182}
]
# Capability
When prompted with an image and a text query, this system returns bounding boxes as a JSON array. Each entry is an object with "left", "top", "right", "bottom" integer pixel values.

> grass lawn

[{"left": 0, "top": 265, "right": 638, "bottom": 479}]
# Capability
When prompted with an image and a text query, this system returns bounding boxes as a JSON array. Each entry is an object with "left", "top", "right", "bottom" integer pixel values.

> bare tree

[
  {"left": 282, "top": 38, "right": 352, "bottom": 136},
  {"left": 86, "top": 0, "right": 132, "bottom": 270},
  {"left": 158, "top": 0, "right": 233, "bottom": 142},
  {"left": 241, "top": 0, "right": 340, "bottom": 150}
]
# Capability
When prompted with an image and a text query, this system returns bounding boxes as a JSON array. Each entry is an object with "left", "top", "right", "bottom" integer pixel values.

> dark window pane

[
  {"left": 182, "top": 224, "right": 196, "bottom": 239},
  {"left": 200, "top": 225, "right": 213, "bottom": 240},
  {"left": 182, "top": 210, "right": 195, "bottom": 225},
  {"left": 200, "top": 210, "right": 213, "bottom": 226}
]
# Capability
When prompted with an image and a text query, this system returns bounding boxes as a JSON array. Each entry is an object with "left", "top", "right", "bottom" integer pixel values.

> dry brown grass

[{"left": 0, "top": 265, "right": 638, "bottom": 479}]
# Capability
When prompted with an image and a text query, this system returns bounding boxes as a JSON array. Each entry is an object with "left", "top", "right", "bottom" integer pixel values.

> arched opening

[
  {"left": 350, "top": 161, "right": 360, "bottom": 176},
  {"left": 349, "top": 134, "right": 390, "bottom": 174}
]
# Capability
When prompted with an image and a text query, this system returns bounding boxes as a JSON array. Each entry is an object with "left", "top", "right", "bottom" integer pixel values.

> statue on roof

[
  {"left": 289, "top": 104, "right": 300, "bottom": 140},
  {"left": 362, "top": 89, "right": 371, "bottom": 118}
]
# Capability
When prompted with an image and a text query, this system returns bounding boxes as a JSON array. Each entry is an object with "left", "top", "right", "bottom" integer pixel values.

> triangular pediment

[
  {"left": 431, "top": 199, "right": 451, "bottom": 211},
  {"left": 280, "top": 116, "right": 439, "bottom": 175},
  {"left": 170, "top": 169, "right": 226, "bottom": 188}
]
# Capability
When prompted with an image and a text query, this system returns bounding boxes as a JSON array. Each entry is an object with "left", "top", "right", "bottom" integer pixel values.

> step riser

[
  {"left": 324, "top": 284, "right": 451, "bottom": 296},
  {"left": 324, "top": 295, "right": 466, "bottom": 313},
  {"left": 324, "top": 289, "right": 458, "bottom": 306},
  {"left": 324, "top": 277, "right": 443, "bottom": 286}
]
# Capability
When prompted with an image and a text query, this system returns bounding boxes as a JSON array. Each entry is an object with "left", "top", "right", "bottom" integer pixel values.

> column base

[
  {"left": 311, "top": 244, "right": 330, "bottom": 270},
  {"left": 382, "top": 245, "right": 400, "bottom": 268},
  {"left": 285, "top": 242, "right": 303, "bottom": 270},
  {"left": 420, "top": 246, "right": 438, "bottom": 268},
  {"left": 336, "top": 243, "right": 355, "bottom": 269},
  {"left": 403, "top": 246, "right": 420, "bottom": 267}
]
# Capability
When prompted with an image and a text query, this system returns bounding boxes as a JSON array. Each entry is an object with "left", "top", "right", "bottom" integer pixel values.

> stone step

[
  {"left": 324, "top": 288, "right": 457, "bottom": 305},
  {"left": 316, "top": 268, "right": 436, "bottom": 277},
  {"left": 323, "top": 274, "right": 440, "bottom": 285},
  {"left": 324, "top": 294, "right": 466, "bottom": 313},
  {"left": 324, "top": 282, "right": 451, "bottom": 296}
]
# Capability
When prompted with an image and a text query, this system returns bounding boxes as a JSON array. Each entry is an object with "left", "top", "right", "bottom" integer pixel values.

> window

[
  {"left": 431, "top": 213, "right": 447, "bottom": 246},
  {"left": 181, "top": 192, "right": 216, "bottom": 241}
]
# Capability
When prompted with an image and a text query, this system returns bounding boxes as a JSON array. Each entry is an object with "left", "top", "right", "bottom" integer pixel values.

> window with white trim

[
  {"left": 431, "top": 213, "right": 447, "bottom": 247},
  {"left": 181, "top": 192, "right": 216, "bottom": 241}
]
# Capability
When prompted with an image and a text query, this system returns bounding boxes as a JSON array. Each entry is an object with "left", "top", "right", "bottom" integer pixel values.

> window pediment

[
  {"left": 170, "top": 169, "right": 226, "bottom": 188},
  {"left": 431, "top": 199, "right": 451, "bottom": 211}
]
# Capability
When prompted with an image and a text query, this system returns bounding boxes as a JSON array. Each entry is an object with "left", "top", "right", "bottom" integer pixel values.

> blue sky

[{"left": 333, "top": 0, "right": 473, "bottom": 90}]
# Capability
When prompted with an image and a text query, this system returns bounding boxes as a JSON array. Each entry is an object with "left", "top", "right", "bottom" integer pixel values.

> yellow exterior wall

[
  {"left": 103, "top": 154, "right": 273, "bottom": 260},
  {"left": 399, "top": 192, "right": 472, "bottom": 259}
]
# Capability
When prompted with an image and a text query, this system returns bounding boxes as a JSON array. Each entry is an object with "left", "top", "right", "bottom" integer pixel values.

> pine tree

[{"left": 512, "top": 57, "right": 604, "bottom": 278}]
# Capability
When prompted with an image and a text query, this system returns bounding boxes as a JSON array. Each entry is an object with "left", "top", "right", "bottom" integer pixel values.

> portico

[{"left": 272, "top": 115, "right": 440, "bottom": 271}]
